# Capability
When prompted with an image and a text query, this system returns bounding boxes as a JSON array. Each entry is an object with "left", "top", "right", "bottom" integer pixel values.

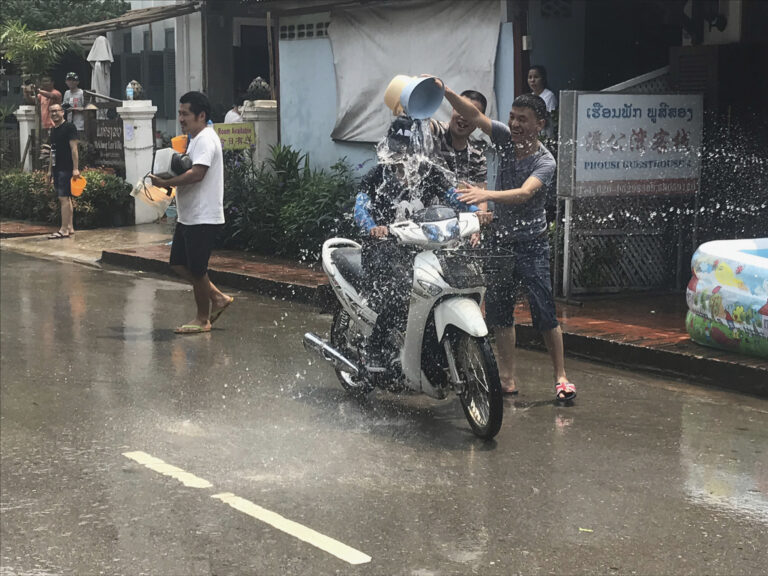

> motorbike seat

[{"left": 331, "top": 247, "right": 366, "bottom": 291}]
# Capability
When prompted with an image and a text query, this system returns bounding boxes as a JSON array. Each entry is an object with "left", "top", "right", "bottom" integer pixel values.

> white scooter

[{"left": 304, "top": 205, "right": 504, "bottom": 439}]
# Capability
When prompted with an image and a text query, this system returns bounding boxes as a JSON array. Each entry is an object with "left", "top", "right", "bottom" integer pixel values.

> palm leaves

[{"left": 1, "top": 20, "right": 73, "bottom": 77}]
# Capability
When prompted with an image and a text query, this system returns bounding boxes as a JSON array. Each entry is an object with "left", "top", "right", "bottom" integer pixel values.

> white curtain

[{"left": 328, "top": 0, "right": 500, "bottom": 143}]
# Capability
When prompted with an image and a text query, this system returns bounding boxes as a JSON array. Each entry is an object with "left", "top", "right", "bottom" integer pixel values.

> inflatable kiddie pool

[{"left": 686, "top": 238, "right": 768, "bottom": 359}]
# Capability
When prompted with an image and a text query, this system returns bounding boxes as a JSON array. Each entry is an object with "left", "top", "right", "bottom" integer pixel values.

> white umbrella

[{"left": 87, "top": 36, "right": 114, "bottom": 118}]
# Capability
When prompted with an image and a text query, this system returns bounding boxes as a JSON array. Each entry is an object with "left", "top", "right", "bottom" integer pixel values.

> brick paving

[{"left": 0, "top": 220, "right": 57, "bottom": 238}]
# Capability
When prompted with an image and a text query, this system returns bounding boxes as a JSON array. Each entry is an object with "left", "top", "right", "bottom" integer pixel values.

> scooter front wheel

[
  {"left": 331, "top": 309, "right": 374, "bottom": 395},
  {"left": 453, "top": 333, "right": 503, "bottom": 439}
]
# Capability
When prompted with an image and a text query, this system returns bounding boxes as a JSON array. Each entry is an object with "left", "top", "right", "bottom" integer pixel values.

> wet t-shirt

[{"left": 490, "top": 119, "right": 556, "bottom": 243}]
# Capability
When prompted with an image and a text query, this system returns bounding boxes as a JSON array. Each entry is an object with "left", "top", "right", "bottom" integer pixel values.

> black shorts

[{"left": 169, "top": 222, "right": 222, "bottom": 277}]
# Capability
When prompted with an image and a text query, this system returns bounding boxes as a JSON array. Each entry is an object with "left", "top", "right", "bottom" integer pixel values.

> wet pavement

[
  {"left": 2, "top": 218, "right": 766, "bottom": 395},
  {"left": 1, "top": 252, "right": 767, "bottom": 575}
]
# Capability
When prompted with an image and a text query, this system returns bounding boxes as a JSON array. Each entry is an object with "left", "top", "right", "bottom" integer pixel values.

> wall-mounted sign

[
  {"left": 213, "top": 123, "right": 255, "bottom": 150},
  {"left": 92, "top": 119, "right": 124, "bottom": 170},
  {"left": 573, "top": 93, "right": 703, "bottom": 197}
]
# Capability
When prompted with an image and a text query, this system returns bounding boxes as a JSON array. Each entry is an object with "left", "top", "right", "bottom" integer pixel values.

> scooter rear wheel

[
  {"left": 331, "top": 309, "right": 374, "bottom": 395},
  {"left": 453, "top": 333, "right": 503, "bottom": 439}
]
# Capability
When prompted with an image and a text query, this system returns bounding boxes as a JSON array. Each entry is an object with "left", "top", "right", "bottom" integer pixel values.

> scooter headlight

[{"left": 421, "top": 217, "right": 460, "bottom": 244}]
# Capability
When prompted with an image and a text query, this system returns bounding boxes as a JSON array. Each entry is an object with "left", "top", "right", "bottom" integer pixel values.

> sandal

[
  {"left": 47, "top": 231, "right": 70, "bottom": 239},
  {"left": 555, "top": 381, "right": 576, "bottom": 402},
  {"left": 174, "top": 324, "right": 211, "bottom": 334}
]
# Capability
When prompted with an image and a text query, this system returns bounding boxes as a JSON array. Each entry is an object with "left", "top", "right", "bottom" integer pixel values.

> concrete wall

[{"left": 278, "top": 14, "right": 376, "bottom": 172}]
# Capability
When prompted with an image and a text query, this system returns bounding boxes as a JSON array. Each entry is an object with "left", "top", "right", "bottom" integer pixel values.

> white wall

[{"left": 278, "top": 15, "right": 376, "bottom": 172}]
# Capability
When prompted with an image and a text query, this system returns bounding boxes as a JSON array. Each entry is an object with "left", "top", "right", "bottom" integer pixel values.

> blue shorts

[
  {"left": 54, "top": 171, "right": 72, "bottom": 197},
  {"left": 485, "top": 236, "right": 559, "bottom": 331}
]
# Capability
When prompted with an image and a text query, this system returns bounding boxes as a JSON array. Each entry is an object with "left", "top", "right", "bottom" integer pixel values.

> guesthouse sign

[{"left": 573, "top": 93, "right": 703, "bottom": 197}]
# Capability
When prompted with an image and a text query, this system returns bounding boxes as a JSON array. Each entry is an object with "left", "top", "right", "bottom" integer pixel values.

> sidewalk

[{"left": 2, "top": 219, "right": 766, "bottom": 396}]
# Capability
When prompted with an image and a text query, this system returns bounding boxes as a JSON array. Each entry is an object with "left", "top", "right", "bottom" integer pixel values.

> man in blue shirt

[{"left": 436, "top": 82, "right": 576, "bottom": 402}]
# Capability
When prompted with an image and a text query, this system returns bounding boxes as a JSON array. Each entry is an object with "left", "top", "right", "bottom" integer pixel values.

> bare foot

[
  {"left": 210, "top": 295, "right": 234, "bottom": 324},
  {"left": 501, "top": 381, "right": 518, "bottom": 395}
]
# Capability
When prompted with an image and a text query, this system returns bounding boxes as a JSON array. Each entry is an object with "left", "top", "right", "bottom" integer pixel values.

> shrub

[
  {"left": 0, "top": 168, "right": 133, "bottom": 228},
  {"left": 220, "top": 144, "right": 357, "bottom": 261}
]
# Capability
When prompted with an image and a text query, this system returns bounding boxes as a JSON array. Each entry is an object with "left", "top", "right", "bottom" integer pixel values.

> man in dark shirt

[
  {"left": 47, "top": 103, "right": 79, "bottom": 239},
  {"left": 437, "top": 82, "right": 576, "bottom": 402}
]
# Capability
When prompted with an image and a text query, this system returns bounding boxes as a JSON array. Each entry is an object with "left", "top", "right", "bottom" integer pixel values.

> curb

[
  {"left": 514, "top": 325, "right": 767, "bottom": 396},
  {"left": 101, "top": 249, "right": 334, "bottom": 308}
]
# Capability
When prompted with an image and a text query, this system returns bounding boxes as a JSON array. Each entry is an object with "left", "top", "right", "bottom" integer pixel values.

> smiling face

[
  {"left": 49, "top": 103, "right": 64, "bottom": 126},
  {"left": 449, "top": 98, "right": 485, "bottom": 140},
  {"left": 178, "top": 102, "right": 207, "bottom": 136},
  {"left": 527, "top": 69, "right": 545, "bottom": 95},
  {"left": 508, "top": 106, "right": 544, "bottom": 145}
]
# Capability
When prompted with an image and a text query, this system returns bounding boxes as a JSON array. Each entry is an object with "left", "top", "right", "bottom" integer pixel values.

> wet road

[{"left": 1, "top": 252, "right": 767, "bottom": 576}]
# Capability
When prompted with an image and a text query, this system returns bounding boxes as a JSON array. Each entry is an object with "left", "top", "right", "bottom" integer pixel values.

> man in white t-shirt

[
  {"left": 63, "top": 72, "right": 85, "bottom": 131},
  {"left": 150, "top": 91, "right": 234, "bottom": 334}
]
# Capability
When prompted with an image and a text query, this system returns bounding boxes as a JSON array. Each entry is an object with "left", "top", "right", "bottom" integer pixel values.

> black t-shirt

[{"left": 49, "top": 121, "right": 78, "bottom": 173}]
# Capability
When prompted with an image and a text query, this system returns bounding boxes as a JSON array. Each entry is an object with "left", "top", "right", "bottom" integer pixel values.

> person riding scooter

[{"left": 353, "top": 115, "right": 479, "bottom": 371}]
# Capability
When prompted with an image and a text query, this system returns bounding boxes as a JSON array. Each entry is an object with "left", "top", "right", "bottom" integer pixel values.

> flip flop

[
  {"left": 174, "top": 324, "right": 211, "bottom": 334},
  {"left": 47, "top": 231, "right": 69, "bottom": 239},
  {"left": 501, "top": 385, "right": 519, "bottom": 396},
  {"left": 210, "top": 296, "right": 234, "bottom": 325},
  {"left": 555, "top": 381, "right": 577, "bottom": 402}
]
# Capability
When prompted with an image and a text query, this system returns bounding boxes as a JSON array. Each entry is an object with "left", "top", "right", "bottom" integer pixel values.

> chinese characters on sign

[
  {"left": 213, "top": 123, "right": 256, "bottom": 150},
  {"left": 574, "top": 94, "right": 703, "bottom": 197}
]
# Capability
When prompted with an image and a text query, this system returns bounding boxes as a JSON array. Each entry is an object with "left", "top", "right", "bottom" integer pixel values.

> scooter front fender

[{"left": 434, "top": 297, "right": 488, "bottom": 342}]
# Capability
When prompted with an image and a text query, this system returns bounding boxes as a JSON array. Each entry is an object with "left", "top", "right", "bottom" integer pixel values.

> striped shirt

[{"left": 432, "top": 121, "right": 487, "bottom": 187}]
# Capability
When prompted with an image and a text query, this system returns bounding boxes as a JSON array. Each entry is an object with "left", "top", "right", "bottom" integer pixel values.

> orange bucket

[
  {"left": 70, "top": 175, "right": 87, "bottom": 197},
  {"left": 171, "top": 135, "right": 188, "bottom": 153}
]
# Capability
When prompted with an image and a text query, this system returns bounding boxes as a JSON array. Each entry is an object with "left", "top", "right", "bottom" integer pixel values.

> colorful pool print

[{"left": 686, "top": 238, "right": 768, "bottom": 359}]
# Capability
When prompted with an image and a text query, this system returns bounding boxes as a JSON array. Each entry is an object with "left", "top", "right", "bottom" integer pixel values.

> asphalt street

[{"left": 1, "top": 252, "right": 766, "bottom": 575}]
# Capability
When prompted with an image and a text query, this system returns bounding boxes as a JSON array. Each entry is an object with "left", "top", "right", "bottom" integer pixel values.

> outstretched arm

[
  {"left": 457, "top": 176, "right": 544, "bottom": 206},
  {"left": 429, "top": 77, "right": 493, "bottom": 137}
]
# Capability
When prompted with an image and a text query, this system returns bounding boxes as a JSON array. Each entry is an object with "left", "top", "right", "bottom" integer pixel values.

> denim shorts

[
  {"left": 54, "top": 171, "right": 72, "bottom": 197},
  {"left": 484, "top": 236, "right": 559, "bottom": 331}
]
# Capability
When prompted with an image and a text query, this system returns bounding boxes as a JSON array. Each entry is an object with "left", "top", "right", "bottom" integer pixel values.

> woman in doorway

[{"left": 527, "top": 65, "right": 557, "bottom": 112}]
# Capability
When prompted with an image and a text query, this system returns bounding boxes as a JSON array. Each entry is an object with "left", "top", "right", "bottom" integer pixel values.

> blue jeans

[{"left": 485, "top": 236, "right": 559, "bottom": 331}]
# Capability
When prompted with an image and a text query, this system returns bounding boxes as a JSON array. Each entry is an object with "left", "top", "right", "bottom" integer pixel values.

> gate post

[
  {"left": 14, "top": 105, "right": 36, "bottom": 172},
  {"left": 117, "top": 100, "right": 158, "bottom": 225},
  {"left": 241, "top": 100, "right": 277, "bottom": 166}
]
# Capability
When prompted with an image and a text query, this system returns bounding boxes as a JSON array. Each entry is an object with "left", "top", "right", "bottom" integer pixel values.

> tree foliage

[
  {"left": 0, "top": 20, "right": 73, "bottom": 77},
  {"left": 0, "top": 0, "right": 130, "bottom": 31}
]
